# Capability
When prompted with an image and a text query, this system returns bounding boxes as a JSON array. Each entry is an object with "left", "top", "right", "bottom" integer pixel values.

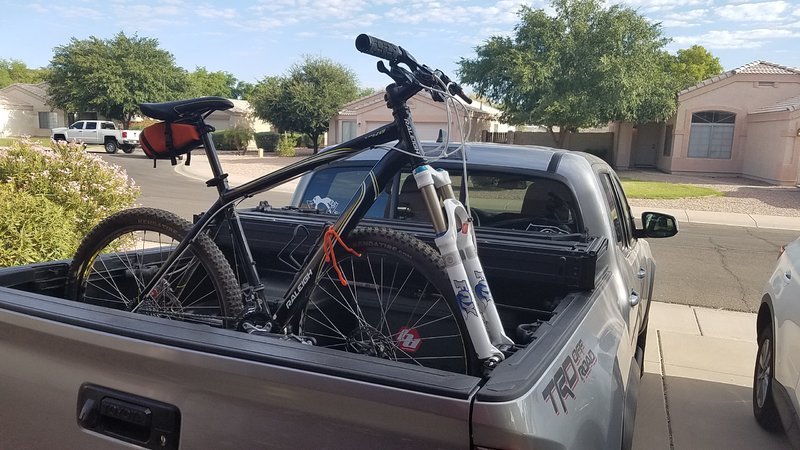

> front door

[{"left": 633, "top": 123, "right": 660, "bottom": 167}]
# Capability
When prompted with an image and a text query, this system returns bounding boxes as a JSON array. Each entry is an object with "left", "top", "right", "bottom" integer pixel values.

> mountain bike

[{"left": 66, "top": 34, "right": 514, "bottom": 375}]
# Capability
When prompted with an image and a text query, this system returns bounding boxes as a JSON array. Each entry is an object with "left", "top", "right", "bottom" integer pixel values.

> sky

[{"left": 2, "top": 0, "right": 799, "bottom": 90}]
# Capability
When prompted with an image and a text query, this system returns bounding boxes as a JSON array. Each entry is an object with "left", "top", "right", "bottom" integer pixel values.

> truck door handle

[
  {"left": 637, "top": 268, "right": 646, "bottom": 279},
  {"left": 77, "top": 384, "right": 181, "bottom": 450},
  {"left": 785, "top": 272, "right": 792, "bottom": 281},
  {"left": 629, "top": 290, "right": 640, "bottom": 307}
]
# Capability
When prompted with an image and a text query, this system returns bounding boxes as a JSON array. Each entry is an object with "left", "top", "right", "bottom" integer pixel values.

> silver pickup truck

[{"left": 0, "top": 143, "right": 676, "bottom": 449}]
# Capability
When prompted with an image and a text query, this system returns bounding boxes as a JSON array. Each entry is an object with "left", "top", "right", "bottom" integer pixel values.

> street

[
  {"left": 101, "top": 149, "right": 799, "bottom": 313},
  {"left": 648, "top": 222, "right": 797, "bottom": 312},
  {"left": 98, "top": 150, "right": 293, "bottom": 219}
]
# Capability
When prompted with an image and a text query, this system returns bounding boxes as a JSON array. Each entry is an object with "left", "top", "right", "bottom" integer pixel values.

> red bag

[{"left": 139, "top": 122, "right": 202, "bottom": 165}]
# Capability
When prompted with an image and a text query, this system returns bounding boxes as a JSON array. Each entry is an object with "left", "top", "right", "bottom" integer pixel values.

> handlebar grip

[{"left": 356, "top": 34, "right": 402, "bottom": 61}]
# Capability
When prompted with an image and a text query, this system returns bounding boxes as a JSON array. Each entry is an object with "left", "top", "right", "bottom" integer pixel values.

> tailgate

[{"left": 0, "top": 285, "right": 479, "bottom": 448}]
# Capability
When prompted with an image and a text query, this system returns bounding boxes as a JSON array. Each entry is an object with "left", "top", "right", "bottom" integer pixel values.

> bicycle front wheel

[
  {"left": 67, "top": 207, "right": 243, "bottom": 328},
  {"left": 299, "top": 227, "right": 479, "bottom": 375}
]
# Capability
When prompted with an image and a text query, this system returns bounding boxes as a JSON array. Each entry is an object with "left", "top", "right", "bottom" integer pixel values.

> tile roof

[
  {"left": 679, "top": 61, "right": 800, "bottom": 95},
  {"left": 751, "top": 94, "right": 800, "bottom": 114}
]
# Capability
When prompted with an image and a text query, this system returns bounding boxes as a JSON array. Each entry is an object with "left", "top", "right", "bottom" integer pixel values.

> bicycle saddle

[{"left": 139, "top": 97, "right": 234, "bottom": 122}]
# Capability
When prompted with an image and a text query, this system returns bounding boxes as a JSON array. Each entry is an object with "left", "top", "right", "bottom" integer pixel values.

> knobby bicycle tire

[
  {"left": 67, "top": 207, "right": 243, "bottom": 328},
  {"left": 299, "top": 227, "right": 479, "bottom": 375}
]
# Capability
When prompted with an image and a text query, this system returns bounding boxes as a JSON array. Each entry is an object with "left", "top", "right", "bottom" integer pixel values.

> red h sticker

[{"left": 396, "top": 327, "right": 422, "bottom": 353}]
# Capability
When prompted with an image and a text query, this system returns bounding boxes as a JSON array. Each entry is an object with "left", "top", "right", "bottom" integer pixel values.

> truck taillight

[{"left": 122, "top": 131, "right": 128, "bottom": 138}]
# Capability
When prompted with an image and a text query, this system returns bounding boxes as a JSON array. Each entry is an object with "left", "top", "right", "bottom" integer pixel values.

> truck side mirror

[{"left": 635, "top": 211, "right": 678, "bottom": 238}]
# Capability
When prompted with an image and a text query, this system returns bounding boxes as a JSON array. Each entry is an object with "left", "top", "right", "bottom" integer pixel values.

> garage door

[{"left": 366, "top": 121, "right": 447, "bottom": 141}]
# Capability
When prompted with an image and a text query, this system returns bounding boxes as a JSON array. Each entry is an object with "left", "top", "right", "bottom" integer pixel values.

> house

[
  {"left": 615, "top": 61, "right": 800, "bottom": 185},
  {"left": 0, "top": 83, "right": 67, "bottom": 137},
  {"left": 206, "top": 99, "right": 271, "bottom": 134},
  {"left": 328, "top": 91, "right": 512, "bottom": 145}
]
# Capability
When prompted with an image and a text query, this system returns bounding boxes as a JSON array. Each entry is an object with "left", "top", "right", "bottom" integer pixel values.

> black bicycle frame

[{"left": 138, "top": 89, "right": 429, "bottom": 331}]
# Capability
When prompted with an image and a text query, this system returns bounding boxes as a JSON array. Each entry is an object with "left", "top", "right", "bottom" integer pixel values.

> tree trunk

[
  {"left": 122, "top": 114, "right": 132, "bottom": 130},
  {"left": 547, "top": 126, "right": 568, "bottom": 149},
  {"left": 312, "top": 132, "right": 320, "bottom": 154}
]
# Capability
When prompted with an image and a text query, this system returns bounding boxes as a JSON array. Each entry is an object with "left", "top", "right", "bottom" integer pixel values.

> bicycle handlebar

[
  {"left": 355, "top": 33, "right": 472, "bottom": 104},
  {"left": 355, "top": 34, "right": 406, "bottom": 65}
]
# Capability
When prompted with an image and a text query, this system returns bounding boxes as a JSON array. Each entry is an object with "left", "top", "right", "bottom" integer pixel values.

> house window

[
  {"left": 341, "top": 120, "right": 356, "bottom": 143},
  {"left": 38, "top": 112, "right": 58, "bottom": 129},
  {"left": 687, "top": 111, "right": 735, "bottom": 159}
]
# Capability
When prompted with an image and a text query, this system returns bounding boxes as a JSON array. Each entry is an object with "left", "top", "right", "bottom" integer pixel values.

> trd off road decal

[
  {"left": 541, "top": 339, "right": 598, "bottom": 416},
  {"left": 306, "top": 195, "right": 340, "bottom": 215},
  {"left": 395, "top": 327, "right": 421, "bottom": 353},
  {"left": 454, "top": 280, "right": 478, "bottom": 318}
]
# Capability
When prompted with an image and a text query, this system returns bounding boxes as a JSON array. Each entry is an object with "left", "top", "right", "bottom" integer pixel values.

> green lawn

[
  {"left": 0, "top": 136, "right": 52, "bottom": 147},
  {"left": 621, "top": 179, "right": 723, "bottom": 199}
]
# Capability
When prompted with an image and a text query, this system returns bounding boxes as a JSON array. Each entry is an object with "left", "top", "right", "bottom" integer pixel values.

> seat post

[{"left": 198, "top": 122, "right": 231, "bottom": 196}]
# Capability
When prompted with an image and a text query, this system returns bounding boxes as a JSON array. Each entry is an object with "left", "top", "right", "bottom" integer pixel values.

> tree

[
  {"left": 0, "top": 59, "right": 47, "bottom": 89},
  {"left": 186, "top": 67, "right": 238, "bottom": 98},
  {"left": 458, "top": 0, "right": 676, "bottom": 147},
  {"left": 250, "top": 56, "right": 360, "bottom": 153},
  {"left": 233, "top": 80, "right": 255, "bottom": 100},
  {"left": 46, "top": 32, "right": 188, "bottom": 128},
  {"left": 669, "top": 45, "right": 723, "bottom": 90}
]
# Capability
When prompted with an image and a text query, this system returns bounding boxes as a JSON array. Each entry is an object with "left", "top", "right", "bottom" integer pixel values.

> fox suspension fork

[{"left": 413, "top": 165, "right": 514, "bottom": 365}]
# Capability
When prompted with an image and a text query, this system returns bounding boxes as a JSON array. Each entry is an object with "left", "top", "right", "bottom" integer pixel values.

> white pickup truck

[{"left": 51, "top": 120, "right": 140, "bottom": 154}]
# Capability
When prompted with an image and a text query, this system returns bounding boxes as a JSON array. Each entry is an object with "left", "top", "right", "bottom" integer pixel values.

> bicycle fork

[{"left": 413, "top": 165, "right": 514, "bottom": 365}]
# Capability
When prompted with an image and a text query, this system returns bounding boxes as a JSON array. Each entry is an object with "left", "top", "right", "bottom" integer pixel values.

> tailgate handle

[{"left": 77, "top": 384, "right": 180, "bottom": 450}]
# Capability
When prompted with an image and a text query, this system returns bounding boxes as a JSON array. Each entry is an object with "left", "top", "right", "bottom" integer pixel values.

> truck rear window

[{"left": 300, "top": 167, "right": 580, "bottom": 234}]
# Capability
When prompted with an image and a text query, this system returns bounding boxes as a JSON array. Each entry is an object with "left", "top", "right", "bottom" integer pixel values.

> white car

[{"left": 754, "top": 236, "right": 800, "bottom": 445}]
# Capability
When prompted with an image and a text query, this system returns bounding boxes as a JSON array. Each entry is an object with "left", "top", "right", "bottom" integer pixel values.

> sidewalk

[
  {"left": 630, "top": 206, "right": 800, "bottom": 231},
  {"left": 632, "top": 302, "right": 791, "bottom": 449}
]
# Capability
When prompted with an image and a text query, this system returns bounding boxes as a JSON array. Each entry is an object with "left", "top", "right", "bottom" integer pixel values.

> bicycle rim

[
  {"left": 69, "top": 209, "right": 241, "bottom": 328},
  {"left": 299, "top": 229, "right": 473, "bottom": 374}
]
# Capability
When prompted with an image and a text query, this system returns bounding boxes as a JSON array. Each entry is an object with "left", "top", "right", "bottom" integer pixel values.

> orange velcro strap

[{"left": 322, "top": 226, "right": 362, "bottom": 286}]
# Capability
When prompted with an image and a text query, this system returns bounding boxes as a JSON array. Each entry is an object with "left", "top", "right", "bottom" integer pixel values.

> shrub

[
  {"left": 0, "top": 139, "right": 139, "bottom": 237},
  {"left": 276, "top": 133, "right": 296, "bottom": 157},
  {"left": 254, "top": 132, "right": 280, "bottom": 152},
  {"left": 211, "top": 130, "right": 236, "bottom": 150},
  {"left": 227, "top": 124, "right": 255, "bottom": 154},
  {"left": 211, "top": 124, "right": 254, "bottom": 154},
  {"left": 0, "top": 184, "right": 79, "bottom": 267}
]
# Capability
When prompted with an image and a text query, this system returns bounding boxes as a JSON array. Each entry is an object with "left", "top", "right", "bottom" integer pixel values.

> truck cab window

[
  {"left": 600, "top": 174, "right": 625, "bottom": 246},
  {"left": 396, "top": 170, "right": 579, "bottom": 234},
  {"left": 299, "top": 167, "right": 388, "bottom": 217},
  {"left": 85, "top": 122, "right": 97, "bottom": 130},
  {"left": 70, "top": 122, "right": 84, "bottom": 129}
]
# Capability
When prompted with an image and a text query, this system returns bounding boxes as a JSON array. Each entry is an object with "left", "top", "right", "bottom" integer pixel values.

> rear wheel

[
  {"left": 753, "top": 323, "right": 783, "bottom": 432},
  {"left": 104, "top": 139, "right": 118, "bottom": 154},
  {"left": 299, "top": 227, "right": 478, "bottom": 375},
  {"left": 67, "top": 208, "right": 243, "bottom": 328}
]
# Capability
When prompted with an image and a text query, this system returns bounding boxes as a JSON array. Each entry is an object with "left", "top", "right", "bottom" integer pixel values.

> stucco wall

[
  {"left": 0, "top": 86, "right": 66, "bottom": 137},
  {"left": 743, "top": 112, "right": 800, "bottom": 184},
  {"left": 665, "top": 74, "right": 800, "bottom": 176}
]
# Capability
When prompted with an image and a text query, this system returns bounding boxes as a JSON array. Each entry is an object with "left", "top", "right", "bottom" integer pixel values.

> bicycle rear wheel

[
  {"left": 67, "top": 207, "right": 243, "bottom": 328},
  {"left": 299, "top": 227, "right": 479, "bottom": 375}
]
